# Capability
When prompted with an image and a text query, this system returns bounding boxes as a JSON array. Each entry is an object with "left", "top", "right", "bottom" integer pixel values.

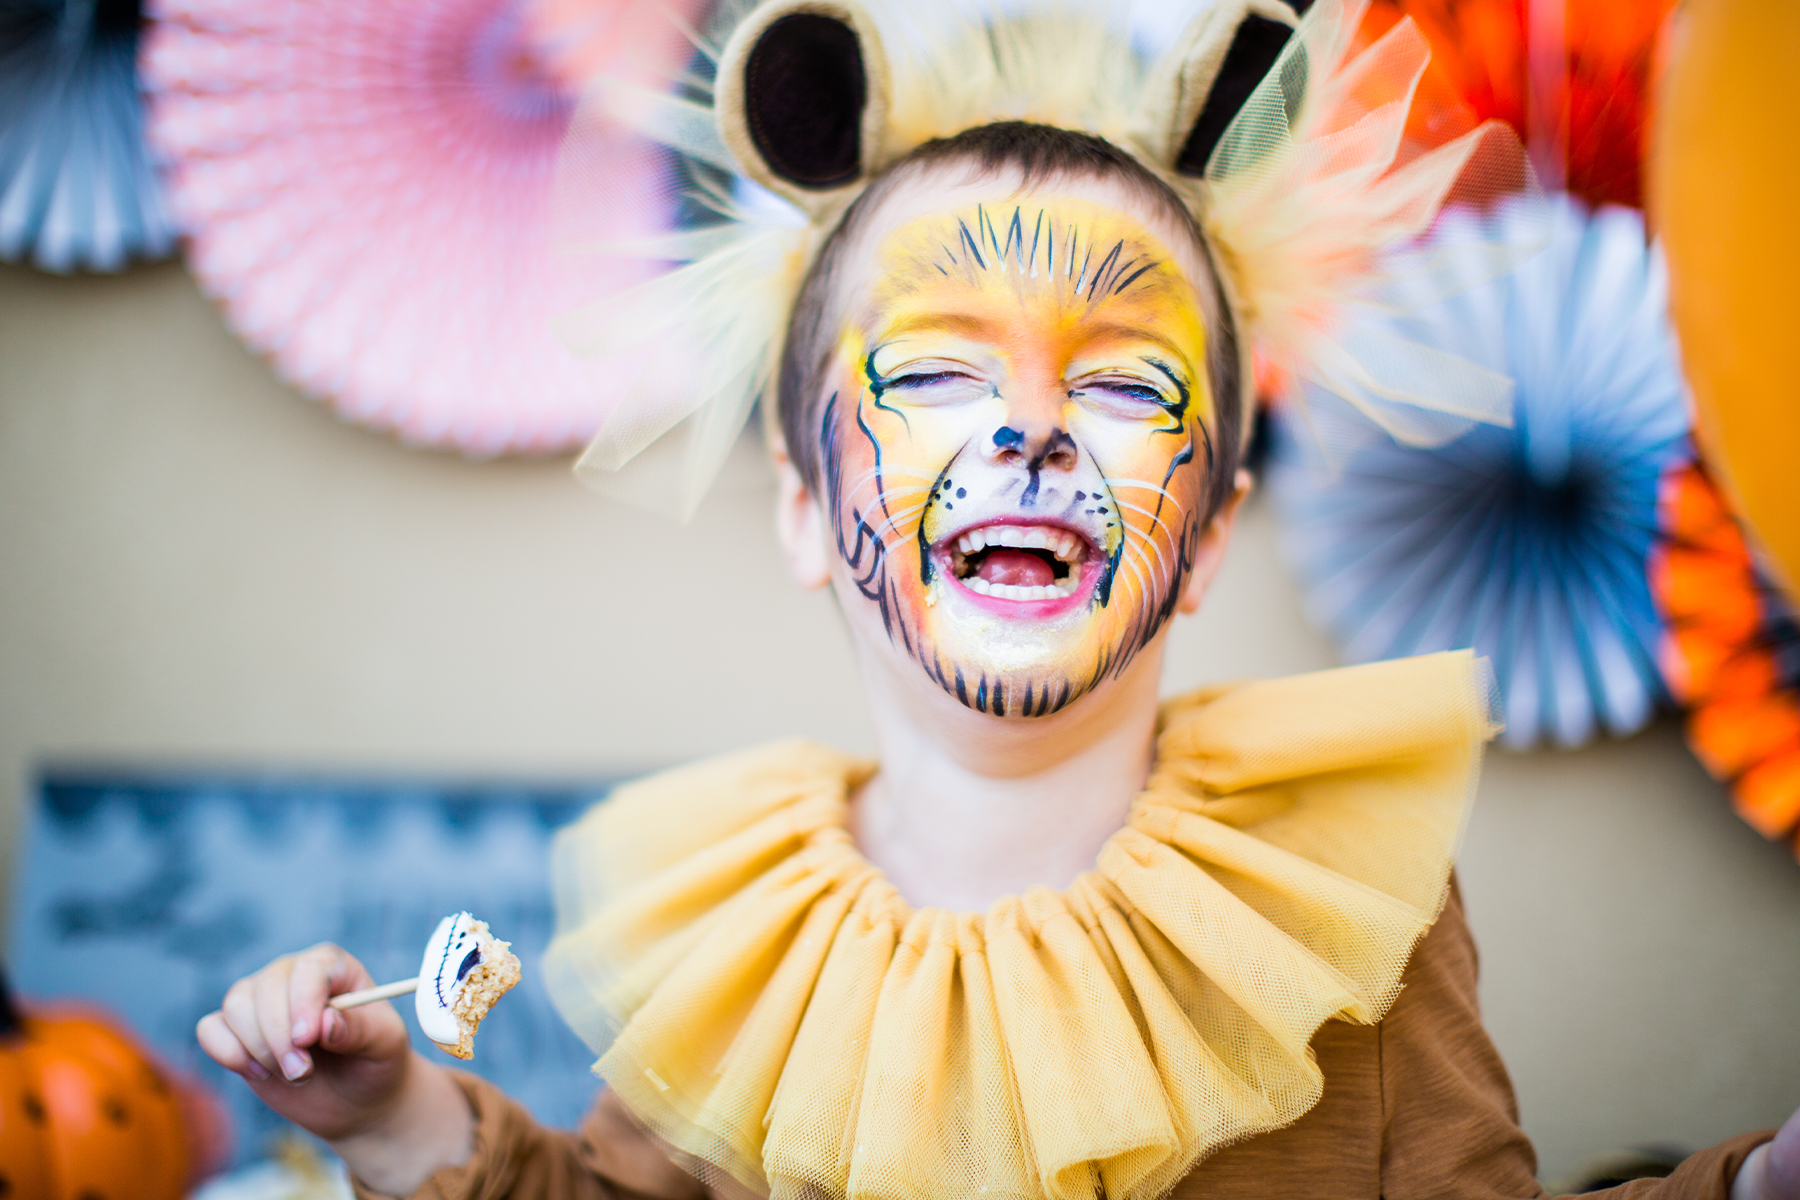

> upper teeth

[{"left": 954, "top": 525, "right": 1084, "bottom": 563}]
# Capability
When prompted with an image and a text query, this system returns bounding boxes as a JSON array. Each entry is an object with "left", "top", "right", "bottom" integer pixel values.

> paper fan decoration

[
  {"left": 0, "top": 0, "right": 178, "bottom": 271},
  {"left": 142, "top": 0, "right": 705, "bottom": 454},
  {"left": 1363, "top": 0, "right": 1676, "bottom": 208},
  {"left": 1266, "top": 196, "right": 1691, "bottom": 749},
  {"left": 1652, "top": 461, "right": 1800, "bottom": 854}
]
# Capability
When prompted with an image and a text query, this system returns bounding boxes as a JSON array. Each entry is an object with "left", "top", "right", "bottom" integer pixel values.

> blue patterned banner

[{"left": 9, "top": 770, "right": 617, "bottom": 1165}]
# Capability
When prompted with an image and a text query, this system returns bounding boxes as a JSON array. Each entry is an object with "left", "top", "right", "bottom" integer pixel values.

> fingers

[
  {"left": 255, "top": 960, "right": 313, "bottom": 1082},
  {"left": 196, "top": 1010, "right": 270, "bottom": 1081},
  {"left": 206, "top": 945, "right": 374, "bottom": 1086},
  {"left": 222, "top": 968, "right": 284, "bottom": 1079},
  {"left": 288, "top": 944, "right": 370, "bottom": 1055}
]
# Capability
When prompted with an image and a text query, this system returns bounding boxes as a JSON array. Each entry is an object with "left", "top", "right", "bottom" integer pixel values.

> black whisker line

[
  {"left": 1113, "top": 260, "right": 1157, "bottom": 295},
  {"left": 1087, "top": 240, "right": 1124, "bottom": 299},
  {"left": 1004, "top": 206, "right": 1026, "bottom": 270},
  {"left": 821, "top": 393, "right": 895, "bottom": 629},
  {"left": 863, "top": 352, "right": 913, "bottom": 435},
  {"left": 1143, "top": 357, "right": 1191, "bottom": 424},
  {"left": 892, "top": 579, "right": 915, "bottom": 655},
  {"left": 1155, "top": 433, "right": 1195, "bottom": 524},
  {"left": 1104, "top": 253, "right": 1140, "bottom": 294},
  {"left": 958, "top": 218, "right": 988, "bottom": 270},
  {"left": 854, "top": 397, "right": 894, "bottom": 520}
]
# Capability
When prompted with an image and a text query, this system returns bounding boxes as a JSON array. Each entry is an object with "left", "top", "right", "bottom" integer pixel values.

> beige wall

[{"left": 3, "top": 260, "right": 1796, "bottom": 1185}]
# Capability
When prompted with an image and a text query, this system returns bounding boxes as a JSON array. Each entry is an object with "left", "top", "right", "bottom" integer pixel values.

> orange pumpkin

[{"left": 0, "top": 967, "right": 222, "bottom": 1200}]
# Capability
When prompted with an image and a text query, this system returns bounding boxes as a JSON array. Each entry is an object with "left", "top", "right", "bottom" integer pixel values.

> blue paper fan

[
  {"left": 1266, "top": 197, "right": 1693, "bottom": 749},
  {"left": 0, "top": 0, "right": 175, "bottom": 272}
]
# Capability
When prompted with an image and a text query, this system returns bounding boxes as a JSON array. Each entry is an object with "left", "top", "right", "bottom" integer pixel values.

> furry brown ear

[
  {"left": 716, "top": 0, "right": 889, "bottom": 211},
  {"left": 1135, "top": 0, "right": 1303, "bottom": 178}
]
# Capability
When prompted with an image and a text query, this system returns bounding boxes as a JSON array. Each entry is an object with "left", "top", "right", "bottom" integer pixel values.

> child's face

[{"left": 814, "top": 179, "right": 1217, "bottom": 717}]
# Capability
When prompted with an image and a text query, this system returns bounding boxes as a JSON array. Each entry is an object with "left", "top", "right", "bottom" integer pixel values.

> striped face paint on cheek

[{"left": 818, "top": 196, "right": 1217, "bottom": 717}]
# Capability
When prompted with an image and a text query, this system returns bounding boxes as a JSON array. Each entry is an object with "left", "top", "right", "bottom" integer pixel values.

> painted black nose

[
  {"left": 989, "top": 425, "right": 1076, "bottom": 472},
  {"left": 989, "top": 424, "right": 1077, "bottom": 506}
]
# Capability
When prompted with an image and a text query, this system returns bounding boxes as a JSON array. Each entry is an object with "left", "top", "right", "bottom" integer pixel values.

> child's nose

[{"left": 985, "top": 421, "right": 1078, "bottom": 474}]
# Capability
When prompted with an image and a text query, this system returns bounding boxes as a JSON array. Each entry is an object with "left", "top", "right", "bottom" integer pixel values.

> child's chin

[{"left": 910, "top": 627, "right": 1134, "bottom": 719}]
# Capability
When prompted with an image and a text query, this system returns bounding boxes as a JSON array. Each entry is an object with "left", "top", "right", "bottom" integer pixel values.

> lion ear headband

[{"left": 553, "top": 0, "right": 1537, "bottom": 518}]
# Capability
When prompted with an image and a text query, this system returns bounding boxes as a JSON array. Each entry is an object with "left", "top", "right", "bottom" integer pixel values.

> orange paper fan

[
  {"left": 1651, "top": 461, "right": 1800, "bottom": 853},
  {"left": 1361, "top": 0, "right": 1676, "bottom": 208}
]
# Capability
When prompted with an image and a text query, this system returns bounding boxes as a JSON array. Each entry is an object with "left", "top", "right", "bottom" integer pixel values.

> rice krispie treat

[{"left": 415, "top": 912, "right": 521, "bottom": 1060}]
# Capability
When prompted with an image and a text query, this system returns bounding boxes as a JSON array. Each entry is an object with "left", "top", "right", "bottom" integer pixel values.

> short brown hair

[{"left": 775, "top": 120, "right": 1244, "bottom": 524}]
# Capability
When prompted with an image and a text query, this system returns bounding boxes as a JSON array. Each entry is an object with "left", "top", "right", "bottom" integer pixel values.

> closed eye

[
  {"left": 1096, "top": 381, "right": 1163, "bottom": 403},
  {"left": 1073, "top": 376, "right": 1173, "bottom": 408},
  {"left": 889, "top": 370, "right": 970, "bottom": 390}
]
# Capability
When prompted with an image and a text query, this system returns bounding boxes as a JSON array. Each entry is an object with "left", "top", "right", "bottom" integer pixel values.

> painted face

[{"left": 817, "top": 192, "right": 1218, "bottom": 717}]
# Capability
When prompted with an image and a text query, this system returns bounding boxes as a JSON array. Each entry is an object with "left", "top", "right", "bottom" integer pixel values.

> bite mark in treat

[{"left": 415, "top": 912, "right": 521, "bottom": 1060}]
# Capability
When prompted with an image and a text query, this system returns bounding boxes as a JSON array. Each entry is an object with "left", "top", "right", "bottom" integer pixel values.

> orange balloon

[{"left": 1650, "top": 0, "right": 1800, "bottom": 599}]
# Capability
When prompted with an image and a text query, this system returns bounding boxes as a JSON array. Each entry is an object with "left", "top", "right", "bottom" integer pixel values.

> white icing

[{"left": 415, "top": 911, "right": 481, "bottom": 1048}]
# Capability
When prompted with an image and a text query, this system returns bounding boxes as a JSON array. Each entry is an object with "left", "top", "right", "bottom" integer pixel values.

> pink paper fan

[{"left": 143, "top": 0, "right": 704, "bottom": 455}]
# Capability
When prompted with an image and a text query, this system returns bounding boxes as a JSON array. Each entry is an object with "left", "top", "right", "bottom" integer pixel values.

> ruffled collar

[{"left": 545, "top": 652, "right": 1494, "bottom": 1200}]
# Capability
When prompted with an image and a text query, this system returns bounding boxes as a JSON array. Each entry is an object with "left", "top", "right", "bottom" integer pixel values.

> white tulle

[{"left": 1200, "top": 0, "right": 1540, "bottom": 447}]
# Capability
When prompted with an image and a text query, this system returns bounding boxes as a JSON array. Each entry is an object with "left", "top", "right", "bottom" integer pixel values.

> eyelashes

[
  {"left": 888, "top": 370, "right": 969, "bottom": 390},
  {"left": 887, "top": 372, "right": 1174, "bottom": 411},
  {"left": 1085, "top": 381, "right": 1164, "bottom": 404}
]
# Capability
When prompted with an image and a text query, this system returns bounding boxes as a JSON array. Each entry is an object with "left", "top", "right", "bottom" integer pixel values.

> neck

[{"left": 849, "top": 638, "right": 1168, "bottom": 911}]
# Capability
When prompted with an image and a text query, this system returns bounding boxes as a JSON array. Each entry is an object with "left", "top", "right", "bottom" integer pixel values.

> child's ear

[
  {"left": 1178, "top": 470, "right": 1254, "bottom": 616},
  {"left": 1135, "top": 0, "right": 1304, "bottom": 178},
  {"left": 771, "top": 434, "right": 834, "bottom": 590},
  {"left": 716, "top": 0, "right": 890, "bottom": 216}
]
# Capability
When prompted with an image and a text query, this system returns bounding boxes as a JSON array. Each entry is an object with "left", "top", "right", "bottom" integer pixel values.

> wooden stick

[{"left": 329, "top": 978, "right": 419, "bottom": 1010}]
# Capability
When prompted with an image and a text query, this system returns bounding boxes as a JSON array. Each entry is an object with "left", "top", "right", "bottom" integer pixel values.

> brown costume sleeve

[
  {"left": 1379, "top": 883, "right": 1774, "bottom": 1200},
  {"left": 350, "top": 1072, "right": 705, "bottom": 1200},
  {"left": 357, "top": 888, "right": 1773, "bottom": 1200}
]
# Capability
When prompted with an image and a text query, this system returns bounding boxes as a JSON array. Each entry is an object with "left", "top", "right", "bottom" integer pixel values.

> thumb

[{"left": 319, "top": 995, "right": 410, "bottom": 1061}]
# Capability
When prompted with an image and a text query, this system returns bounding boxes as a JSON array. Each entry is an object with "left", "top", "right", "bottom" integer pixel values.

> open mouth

[{"left": 944, "top": 523, "right": 1093, "bottom": 601}]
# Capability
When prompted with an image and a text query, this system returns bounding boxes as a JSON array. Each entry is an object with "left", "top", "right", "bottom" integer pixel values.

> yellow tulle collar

[{"left": 545, "top": 652, "right": 1495, "bottom": 1200}]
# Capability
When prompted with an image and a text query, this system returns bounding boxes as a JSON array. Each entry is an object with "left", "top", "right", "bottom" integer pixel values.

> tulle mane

[{"left": 552, "top": 0, "right": 1535, "bottom": 516}]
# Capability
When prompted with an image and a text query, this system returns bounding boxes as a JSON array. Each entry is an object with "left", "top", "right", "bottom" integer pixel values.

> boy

[{"left": 198, "top": 3, "right": 1799, "bottom": 1197}]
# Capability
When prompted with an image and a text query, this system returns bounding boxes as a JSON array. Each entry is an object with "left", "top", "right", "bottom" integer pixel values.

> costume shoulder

[
  {"left": 541, "top": 652, "right": 1497, "bottom": 1200},
  {"left": 549, "top": 739, "right": 868, "bottom": 962},
  {"left": 1143, "top": 649, "right": 1498, "bottom": 918}
]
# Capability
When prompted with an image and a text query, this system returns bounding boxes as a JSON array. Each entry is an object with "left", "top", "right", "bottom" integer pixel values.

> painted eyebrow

[
  {"left": 1073, "top": 323, "right": 1198, "bottom": 365},
  {"left": 873, "top": 311, "right": 1003, "bottom": 340}
]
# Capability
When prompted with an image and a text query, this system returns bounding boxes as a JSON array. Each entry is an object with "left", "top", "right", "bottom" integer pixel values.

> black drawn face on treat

[{"left": 817, "top": 191, "right": 1217, "bottom": 717}]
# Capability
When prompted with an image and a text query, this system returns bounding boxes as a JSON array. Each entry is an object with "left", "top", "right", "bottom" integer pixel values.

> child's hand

[
  {"left": 1736, "top": 1106, "right": 1800, "bottom": 1200},
  {"left": 197, "top": 943, "right": 472, "bottom": 1194},
  {"left": 196, "top": 943, "right": 411, "bottom": 1140}
]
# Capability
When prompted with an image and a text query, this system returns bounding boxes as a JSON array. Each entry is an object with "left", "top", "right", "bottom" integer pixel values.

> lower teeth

[{"left": 963, "top": 576, "right": 1073, "bottom": 600}]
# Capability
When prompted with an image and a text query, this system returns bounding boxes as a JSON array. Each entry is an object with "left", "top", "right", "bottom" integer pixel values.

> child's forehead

[
  {"left": 835, "top": 169, "right": 1210, "bottom": 322},
  {"left": 875, "top": 196, "right": 1181, "bottom": 301}
]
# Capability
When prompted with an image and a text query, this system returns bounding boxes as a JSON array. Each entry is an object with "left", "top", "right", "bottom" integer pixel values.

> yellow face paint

[{"left": 819, "top": 195, "right": 1216, "bottom": 716}]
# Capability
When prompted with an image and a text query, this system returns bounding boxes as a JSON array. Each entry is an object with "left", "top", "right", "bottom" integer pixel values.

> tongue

[{"left": 977, "top": 548, "right": 1055, "bottom": 588}]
